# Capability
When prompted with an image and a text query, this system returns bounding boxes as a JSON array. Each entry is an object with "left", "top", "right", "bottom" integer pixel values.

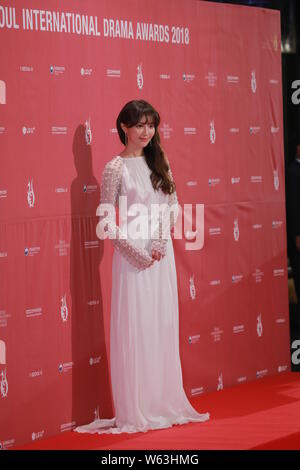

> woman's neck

[{"left": 119, "top": 145, "right": 144, "bottom": 158}]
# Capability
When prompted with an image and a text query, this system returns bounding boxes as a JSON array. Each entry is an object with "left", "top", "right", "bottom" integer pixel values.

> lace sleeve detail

[
  {"left": 96, "top": 156, "right": 154, "bottom": 270},
  {"left": 151, "top": 165, "right": 179, "bottom": 256}
]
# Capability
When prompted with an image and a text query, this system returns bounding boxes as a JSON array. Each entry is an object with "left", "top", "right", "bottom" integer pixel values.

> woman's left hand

[{"left": 152, "top": 249, "right": 162, "bottom": 261}]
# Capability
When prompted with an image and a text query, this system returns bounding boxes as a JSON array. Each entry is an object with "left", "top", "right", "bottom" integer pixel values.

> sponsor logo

[
  {"left": 232, "top": 274, "right": 243, "bottom": 284},
  {"left": 271, "top": 126, "right": 280, "bottom": 134},
  {"left": 252, "top": 269, "right": 264, "bottom": 283},
  {"left": 227, "top": 75, "right": 239, "bottom": 84},
  {"left": 87, "top": 300, "right": 100, "bottom": 306},
  {"left": 188, "top": 334, "right": 200, "bottom": 344},
  {"left": 60, "top": 422, "right": 76, "bottom": 433},
  {"left": 229, "top": 128, "right": 239, "bottom": 134},
  {"left": 0, "top": 310, "right": 11, "bottom": 328},
  {"left": 55, "top": 240, "right": 70, "bottom": 256},
  {"left": 208, "top": 177, "right": 220, "bottom": 187},
  {"left": 55, "top": 187, "right": 68, "bottom": 193},
  {"left": 160, "top": 73, "right": 170, "bottom": 80},
  {"left": 22, "top": 126, "right": 35, "bottom": 135},
  {"left": 186, "top": 181, "right": 197, "bottom": 187},
  {"left": 106, "top": 69, "right": 121, "bottom": 78},
  {"left": 32, "top": 430, "right": 44, "bottom": 441},
  {"left": 0, "top": 189, "right": 7, "bottom": 198},
  {"left": 269, "top": 79, "right": 279, "bottom": 85},
  {"left": 210, "top": 327, "right": 223, "bottom": 342},
  {"left": 250, "top": 175, "right": 262, "bottom": 183},
  {"left": 205, "top": 72, "right": 217, "bottom": 87},
  {"left": 272, "top": 220, "right": 283, "bottom": 229},
  {"left": 209, "top": 279, "right": 221, "bottom": 286},
  {"left": 237, "top": 376, "right": 247, "bottom": 383},
  {"left": 249, "top": 126, "right": 261, "bottom": 135},
  {"left": 84, "top": 240, "right": 99, "bottom": 249},
  {"left": 233, "top": 325, "right": 245, "bottom": 334},
  {"left": 89, "top": 356, "right": 101, "bottom": 366},
  {"left": 51, "top": 126, "right": 67, "bottom": 135},
  {"left": 160, "top": 123, "right": 173, "bottom": 139},
  {"left": 231, "top": 177, "right": 240, "bottom": 184},
  {"left": 273, "top": 268, "right": 284, "bottom": 277},
  {"left": 80, "top": 67, "right": 92, "bottom": 76},
  {"left": 209, "top": 227, "right": 221, "bottom": 236},
  {"left": 26, "top": 307, "right": 42, "bottom": 319},
  {"left": 184, "top": 127, "right": 196, "bottom": 135},
  {"left": 278, "top": 365, "right": 288, "bottom": 373},
  {"left": 20, "top": 66, "right": 33, "bottom": 72},
  {"left": 256, "top": 369, "right": 268, "bottom": 379},
  {"left": 29, "top": 369, "right": 43, "bottom": 378},
  {"left": 50, "top": 65, "right": 65, "bottom": 76},
  {"left": 191, "top": 386, "right": 204, "bottom": 396},
  {"left": 182, "top": 73, "right": 195, "bottom": 83},
  {"left": 83, "top": 184, "right": 97, "bottom": 194},
  {"left": 0, "top": 439, "right": 15, "bottom": 450},
  {"left": 24, "top": 247, "right": 40, "bottom": 257},
  {"left": 252, "top": 223, "right": 262, "bottom": 230},
  {"left": 58, "top": 362, "right": 74, "bottom": 373}
]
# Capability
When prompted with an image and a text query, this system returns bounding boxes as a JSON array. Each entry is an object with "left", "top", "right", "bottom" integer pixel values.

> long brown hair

[{"left": 116, "top": 100, "right": 176, "bottom": 195}]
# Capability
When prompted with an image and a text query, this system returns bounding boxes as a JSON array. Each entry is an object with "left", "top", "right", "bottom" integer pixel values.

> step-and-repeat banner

[{"left": 0, "top": 0, "right": 290, "bottom": 447}]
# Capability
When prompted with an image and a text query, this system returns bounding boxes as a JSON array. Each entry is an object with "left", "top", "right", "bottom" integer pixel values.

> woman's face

[{"left": 122, "top": 115, "right": 155, "bottom": 149}]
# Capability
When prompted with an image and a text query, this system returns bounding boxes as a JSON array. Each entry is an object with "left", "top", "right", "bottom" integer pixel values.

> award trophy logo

[
  {"left": 217, "top": 373, "right": 223, "bottom": 391},
  {"left": 257, "top": 313, "right": 263, "bottom": 337},
  {"left": 233, "top": 218, "right": 239, "bottom": 242},
  {"left": 189, "top": 275, "right": 196, "bottom": 300},
  {"left": 27, "top": 179, "right": 35, "bottom": 208},
  {"left": 251, "top": 70, "right": 257, "bottom": 93},
  {"left": 210, "top": 120, "right": 216, "bottom": 144},
  {"left": 85, "top": 118, "right": 92, "bottom": 145},
  {"left": 273, "top": 169, "right": 279, "bottom": 191},
  {"left": 137, "top": 63, "right": 144, "bottom": 90},
  {"left": 60, "top": 294, "right": 69, "bottom": 322}
]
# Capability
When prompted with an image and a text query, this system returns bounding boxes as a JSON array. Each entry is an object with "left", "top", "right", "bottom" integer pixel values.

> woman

[{"left": 74, "top": 100, "right": 209, "bottom": 435}]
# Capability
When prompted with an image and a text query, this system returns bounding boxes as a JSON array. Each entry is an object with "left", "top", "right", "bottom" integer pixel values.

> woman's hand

[{"left": 152, "top": 249, "right": 162, "bottom": 261}]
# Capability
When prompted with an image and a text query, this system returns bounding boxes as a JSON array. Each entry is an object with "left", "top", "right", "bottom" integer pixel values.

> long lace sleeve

[
  {"left": 96, "top": 157, "right": 154, "bottom": 270},
  {"left": 151, "top": 166, "right": 179, "bottom": 257}
]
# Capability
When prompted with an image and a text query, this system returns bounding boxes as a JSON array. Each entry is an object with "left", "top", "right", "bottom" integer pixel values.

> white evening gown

[{"left": 74, "top": 155, "right": 209, "bottom": 435}]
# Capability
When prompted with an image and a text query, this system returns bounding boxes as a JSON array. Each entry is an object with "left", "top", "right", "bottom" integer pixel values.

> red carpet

[{"left": 13, "top": 372, "right": 300, "bottom": 450}]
